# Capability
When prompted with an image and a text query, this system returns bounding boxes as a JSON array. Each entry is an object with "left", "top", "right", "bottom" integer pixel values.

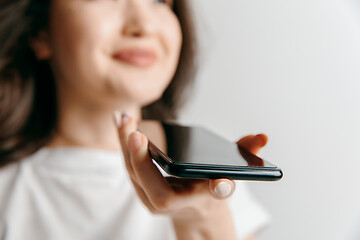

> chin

[
  {"left": 104, "top": 71, "right": 172, "bottom": 103},
  {"left": 125, "top": 80, "right": 170, "bottom": 103},
  {"left": 133, "top": 90, "right": 164, "bottom": 107}
]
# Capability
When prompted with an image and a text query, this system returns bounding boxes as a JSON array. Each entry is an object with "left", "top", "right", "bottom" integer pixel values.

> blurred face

[{"left": 43, "top": 0, "right": 182, "bottom": 107}]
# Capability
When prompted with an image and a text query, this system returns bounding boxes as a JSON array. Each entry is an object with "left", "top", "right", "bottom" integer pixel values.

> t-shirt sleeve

[
  {"left": 0, "top": 163, "right": 19, "bottom": 214},
  {"left": 227, "top": 181, "right": 270, "bottom": 240},
  {"left": 0, "top": 163, "right": 19, "bottom": 238}
]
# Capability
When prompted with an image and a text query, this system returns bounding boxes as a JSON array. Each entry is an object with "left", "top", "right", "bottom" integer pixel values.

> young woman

[{"left": 0, "top": 0, "right": 269, "bottom": 239}]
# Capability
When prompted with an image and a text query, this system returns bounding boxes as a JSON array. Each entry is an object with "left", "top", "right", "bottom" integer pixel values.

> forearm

[{"left": 172, "top": 202, "right": 237, "bottom": 240}]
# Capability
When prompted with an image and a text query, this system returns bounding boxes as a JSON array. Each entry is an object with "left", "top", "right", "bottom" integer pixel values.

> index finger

[{"left": 113, "top": 111, "right": 138, "bottom": 181}]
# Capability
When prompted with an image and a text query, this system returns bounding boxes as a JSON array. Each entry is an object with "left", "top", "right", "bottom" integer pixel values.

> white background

[{"left": 179, "top": 1, "right": 360, "bottom": 239}]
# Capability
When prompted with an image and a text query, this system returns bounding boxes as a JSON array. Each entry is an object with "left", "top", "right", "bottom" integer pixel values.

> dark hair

[{"left": 0, "top": 0, "right": 197, "bottom": 167}]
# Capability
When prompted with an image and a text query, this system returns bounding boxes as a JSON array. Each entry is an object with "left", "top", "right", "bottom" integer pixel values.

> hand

[
  {"left": 113, "top": 111, "right": 267, "bottom": 221},
  {"left": 236, "top": 133, "right": 268, "bottom": 155}
]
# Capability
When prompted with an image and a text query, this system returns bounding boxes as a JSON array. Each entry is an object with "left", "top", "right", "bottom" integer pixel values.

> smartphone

[{"left": 141, "top": 121, "right": 283, "bottom": 181}]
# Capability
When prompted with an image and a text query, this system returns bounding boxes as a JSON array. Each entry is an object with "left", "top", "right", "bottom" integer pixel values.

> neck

[{"left": 47, "top": 94, "right": 142, "bottom": 151}]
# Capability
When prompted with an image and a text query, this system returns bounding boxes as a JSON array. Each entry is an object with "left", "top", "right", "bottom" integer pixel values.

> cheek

[
  {"left": 142, "top": 22, "right": 183, "bottom": 103},
  {"left": 161, "top": 15, "right": 183, "bottom": 69},
  {"left": 48, "top": 1, "right": 118, "bottom": 90},
  {"left": 155, "top": 16, "right": 183, "bottom": 86}
]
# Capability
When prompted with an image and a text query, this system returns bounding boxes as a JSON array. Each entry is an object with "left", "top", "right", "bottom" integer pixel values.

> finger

[
  {"left": 128, "top": 131, "right": 177, "bottom": 211},
  {"left": 129, "top": 178, "right": 164, "bottom": 215},
  {"left": 208, "top": 179, "right": 235, "bottom": 200},
  {"left": 236, "top": 134, "right": 268, "bottom": 155},
  {"left": 114, "top": 112, "right": 165, "bottom": 214},
  {"left": 113, "top": 111, "right": 138, "bottom": 183}
]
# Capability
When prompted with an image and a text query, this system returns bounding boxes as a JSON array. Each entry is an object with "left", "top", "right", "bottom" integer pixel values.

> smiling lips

[{"left": 113, "top": 48, "right": 157, "bottom": 67}]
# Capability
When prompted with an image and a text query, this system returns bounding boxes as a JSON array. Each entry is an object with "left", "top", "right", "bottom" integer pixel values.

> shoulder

[
  {"left": 0, "top": 149, "right": 45, "bottom": 212},
  {"left": 0, "top": 161, "right": 20, "bottom": 193},
  {"left": 0, "top": 160, "right": 20, "bottom": 214}
]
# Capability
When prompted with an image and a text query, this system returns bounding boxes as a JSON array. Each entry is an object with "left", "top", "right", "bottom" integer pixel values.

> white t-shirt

[{"left": 0, "top": 147, "right": 269, "bottom": 240}]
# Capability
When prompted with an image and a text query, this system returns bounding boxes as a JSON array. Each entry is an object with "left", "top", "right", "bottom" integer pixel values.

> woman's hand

[
  {"left": 236, "top": 133, "right": 268, "bottom": 155},
  {"left": 113, "top": 111, "right": 267, "bottom": 239}
]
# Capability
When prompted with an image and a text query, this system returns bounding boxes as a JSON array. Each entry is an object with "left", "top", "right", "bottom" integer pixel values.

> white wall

[{"left": 178, "top": 1, "right": 360, "bottom": 239}]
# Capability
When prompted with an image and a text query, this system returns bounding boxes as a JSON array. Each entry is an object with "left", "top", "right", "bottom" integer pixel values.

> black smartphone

[{"left": 140, "top": 121, "right": 283, "bottom": 181}]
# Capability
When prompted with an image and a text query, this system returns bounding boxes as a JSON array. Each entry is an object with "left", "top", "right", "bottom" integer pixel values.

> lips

[{"left": 113, "top": 48, "right": 157, "bottom": 67}]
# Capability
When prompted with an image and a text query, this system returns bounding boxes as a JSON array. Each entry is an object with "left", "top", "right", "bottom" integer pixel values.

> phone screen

[{"left": 154, "top": 122, "right": 277, "bottom": 169}]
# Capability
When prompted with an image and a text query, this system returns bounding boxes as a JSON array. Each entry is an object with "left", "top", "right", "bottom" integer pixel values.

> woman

[{"left": 0, "top": 0, "right": 269, "bottom": 239}]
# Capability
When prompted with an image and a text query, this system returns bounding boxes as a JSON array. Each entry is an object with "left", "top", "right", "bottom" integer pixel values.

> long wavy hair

[{"left": 0, "top": 0, "right": 197, "bottom": 167}]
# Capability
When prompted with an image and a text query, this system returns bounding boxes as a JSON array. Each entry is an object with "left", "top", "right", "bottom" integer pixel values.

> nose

[{"left": 122, "top": 1, "right": 156, "bottom": 38}]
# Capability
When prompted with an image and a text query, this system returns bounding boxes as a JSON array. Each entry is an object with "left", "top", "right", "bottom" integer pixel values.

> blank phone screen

[{"left": 155, "top": 122, "right": 277, "bottom": 168}]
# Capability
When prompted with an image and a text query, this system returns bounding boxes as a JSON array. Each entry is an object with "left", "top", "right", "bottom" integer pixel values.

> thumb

[{"left": 208, "top": 179, "right": 235, "bottom": 200}]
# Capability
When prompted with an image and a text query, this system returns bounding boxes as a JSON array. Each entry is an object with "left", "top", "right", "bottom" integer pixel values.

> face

[{"left": 37, "top": 0, "right": 182, "bottom": 108}]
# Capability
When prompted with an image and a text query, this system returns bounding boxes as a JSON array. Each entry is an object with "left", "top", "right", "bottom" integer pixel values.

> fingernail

[
  {"left": 129, "top": 131, "right": 142, "bottom": 151},
  {"left": 214, "top": 182, "right": 232, "bottom": 198},
  {"left": 113, "top": 110, "right": 121, "bottom": 127},
  {"left": 122, "top": 112, "right": 130, "bottom": 125}
]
